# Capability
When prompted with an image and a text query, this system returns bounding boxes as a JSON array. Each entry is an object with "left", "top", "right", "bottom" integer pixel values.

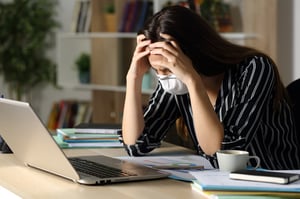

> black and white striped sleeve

[
  {"left": 122, "top": 83, "right": 181, "bottom": 156},
  {"left": 220, "top": 56, "right": 275, "bottom": 149}
]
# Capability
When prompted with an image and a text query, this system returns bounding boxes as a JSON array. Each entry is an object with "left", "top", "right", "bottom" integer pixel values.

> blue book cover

[
  {"left": 190, "top": 170, "right": 300, "bottom": 193},
  {"left": 57, "top": 128, "right": 120, "bottom": 140}
]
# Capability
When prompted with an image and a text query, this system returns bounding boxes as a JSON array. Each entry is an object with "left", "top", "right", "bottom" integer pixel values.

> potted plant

[
  {"left": 104, "top": 3, "right": 116, "bottom": 32},
  {"left": 75, "top": 53, "right": 90, "bottom": 84},
  {"left": 0, "top": 0, "right": 59, "bottom": 101}
]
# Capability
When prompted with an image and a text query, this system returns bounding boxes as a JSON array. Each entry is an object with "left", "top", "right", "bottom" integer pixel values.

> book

[
  {"left": 133, "top": 0, "right": 149, "bottom": 32},
  {"left": 53, "top": 135, "right": 123, "bottom": 148},
  {"left": 123, "top": 0, "right": 136, "bottom": 32},
  {"left": 47, "top": 100, "right": 91, "bottom": 131},
  {"left": 76, "top": 0, "right": 84, "bottom": 32},
  {"left": 83, "top": 104, "right": 92, "bottom": 123},
  {"left": 70, "top": 0, "right": 91, "bottom": 32},
  {"left": 47, "top": 102, "right": 60, "bottom": 131},
  {"left": 81, "top": 0, "right": 91, "bottom": 32},
  {"left": 74, "top": 102, "right": 89, "bottom": 125},
  {"left": 126, "top": 0, "right": 141, "bottom": 32},
  {"left": 63, "top": 101, "right": 78, "bottom": 128},
  {"left": 83, "top": 0, "right": 92, "bottom": 32},
  {"left": 191, "top": 182, "right": 300, "bottom": 199},
  {"left": 229, "top": 170, "right": 300, "bottom": 184},
  {"left": 56, "top": 128, "right": 120, "bottom": 141},
  {"left": 56, "top": 100, "right": 69, "bottom": 129},
  {"left": 66, "top": 141, "right": 123, "bottom": 148},
  {"left": 55, "top": 125, "right": 122, "bottom": 148},
  {"left": 118, "top": 0, "right": 131, "bottom": 32},
  {"left": 189, "top": 170, "right": 300, "bottom": 193},
  {"left": 74, "top": 123, "right": 121, "bottom": 134},
  {"left": 70, "top": 0, "right": 81, "bottom": 32}
]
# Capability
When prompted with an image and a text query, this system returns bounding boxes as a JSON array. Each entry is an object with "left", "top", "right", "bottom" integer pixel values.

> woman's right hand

[
  {"left": 127, "top": 34, "right": 151, "bottom": 80},
  {"left": 123, "top": 35, "right": 150, "bottom": 145}
]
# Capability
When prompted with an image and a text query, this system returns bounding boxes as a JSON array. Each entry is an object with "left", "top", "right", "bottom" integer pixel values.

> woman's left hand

[{"left": 148, "top": 33, "right": 196, "bottom": 84}]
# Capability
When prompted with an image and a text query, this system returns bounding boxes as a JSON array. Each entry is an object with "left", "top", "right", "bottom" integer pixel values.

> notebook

[{"left": 0, "top": 98, "right": 169, "bottom": 185}]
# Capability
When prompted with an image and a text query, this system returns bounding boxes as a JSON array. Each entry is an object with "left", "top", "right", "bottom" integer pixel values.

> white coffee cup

[{"left": 216, "top": 150, "right": 260, "bottom": 172}]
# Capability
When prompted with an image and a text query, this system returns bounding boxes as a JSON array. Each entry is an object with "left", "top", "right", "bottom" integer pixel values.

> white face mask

[{"left": 157, "top": 74, "right": 188, "bottom": 95}]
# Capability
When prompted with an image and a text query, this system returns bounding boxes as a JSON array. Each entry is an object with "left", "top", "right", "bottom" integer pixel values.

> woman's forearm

[
  {"left": 122, "top": 75, "right": 145, "bottom": 145},
  {"left": 186, "top": 75, "right": 224, "bottom": 155}
]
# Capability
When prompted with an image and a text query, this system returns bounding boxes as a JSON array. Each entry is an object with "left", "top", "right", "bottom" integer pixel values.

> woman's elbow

[
  {"left": 202, "top": 142, "right": 221, "bottom": 156},
  {"left": 201, "top": 133, "right": 223, "bottom": 155}
]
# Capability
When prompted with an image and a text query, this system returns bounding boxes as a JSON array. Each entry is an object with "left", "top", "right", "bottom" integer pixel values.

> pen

[{"left": 151, "top": 165, "right": 204, "bottom": 170}]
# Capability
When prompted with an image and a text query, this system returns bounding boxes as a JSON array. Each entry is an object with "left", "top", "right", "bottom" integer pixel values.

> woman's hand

[
  {"left": 123, "top": 34, "right": 150, "bottom": 145},
  {"left": 148, "top": 33, "right": 197, "bottom": 84},
  {"left": 127, "top": 34, "right": 151, "bottom": 80}
]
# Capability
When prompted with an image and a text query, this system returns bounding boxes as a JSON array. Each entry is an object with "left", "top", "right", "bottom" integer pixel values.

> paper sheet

[
  {"left": 117, "top": 155, "right": 214, "bottom": 181},
  {"left": 0, "top": 186, "right": 22, "bottom": 199}
]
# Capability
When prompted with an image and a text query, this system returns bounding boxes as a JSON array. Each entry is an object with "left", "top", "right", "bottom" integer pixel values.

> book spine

[
  {"left": 70, "top": 0, "right": 81, "bottom": 32},
  {"left": 47, "top": 100, "right": 91, "bottom": 131}
]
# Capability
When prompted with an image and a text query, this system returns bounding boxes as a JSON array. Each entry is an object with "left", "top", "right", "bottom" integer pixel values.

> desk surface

[{"left": 0, "top": 143, "right": 207, "bottom": 199}]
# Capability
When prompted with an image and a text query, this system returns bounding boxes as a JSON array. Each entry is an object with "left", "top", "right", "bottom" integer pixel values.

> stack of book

[
  {"left": 54, "top": 123, "right": 123, "bottom": 148},
  {"left": 189, "top": 170, "right": 300, "bottom": 199}
]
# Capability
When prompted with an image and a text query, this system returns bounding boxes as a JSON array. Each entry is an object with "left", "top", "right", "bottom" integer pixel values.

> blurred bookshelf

[{"left": 56, "top": 0, "right": 276, "bottom": 124}]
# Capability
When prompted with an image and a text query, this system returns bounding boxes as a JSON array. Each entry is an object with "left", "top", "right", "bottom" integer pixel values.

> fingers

[
  {"left": 137, "top": 34, "right": 146, "bottom": 43},
  {"left": 136, "top": 33, "right": 182, "bottom": 71},
  {"left": 149, "top": 42, "right": 177, "bottom": 62},
  {"left": 148, "top": 33, "right": 185, "bottom": 71},
  {"left": 134, "top": 35, "right": 150, "bottom": 56},
  {"left": 149, "top": 33, "right": 180, "bottom": 58},
  {"left": 149, "top": 41, "right": 178, "bottom": 69},
  {"left": 131, "top": 35, "right": 151, "bottom": 71}
]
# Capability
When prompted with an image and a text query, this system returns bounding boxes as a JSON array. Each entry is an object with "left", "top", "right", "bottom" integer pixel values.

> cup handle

[{"left": 249, "top": 156, "right": 260, "bottom": 169}]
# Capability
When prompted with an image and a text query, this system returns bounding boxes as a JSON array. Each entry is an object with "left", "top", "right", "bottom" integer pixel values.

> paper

[
  {"left": 74, "top": 123, "right": 121, "bottom": 134},
  {"left": 190, "top": 170, "right": 300, "bottom": 192},
  {"left": 0, "top": 186, "right": 22, "bottom": 199},
  {"left": 117, "top": 155, "right": 214, "bottom": 182},
  {"left": 67, "top": 141, "right": 123, "bottom": 148}
]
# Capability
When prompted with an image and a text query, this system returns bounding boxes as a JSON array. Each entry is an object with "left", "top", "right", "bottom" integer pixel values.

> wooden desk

[{"left": 0, "top": 143, "right": 206, "bottom": 199}]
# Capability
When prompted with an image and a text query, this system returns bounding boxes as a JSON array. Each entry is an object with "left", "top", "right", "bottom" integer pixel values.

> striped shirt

[{"left": 121, "top": 56, "right": 300, "bottom": 170}]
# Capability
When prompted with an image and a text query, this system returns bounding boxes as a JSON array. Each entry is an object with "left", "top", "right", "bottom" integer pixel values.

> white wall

[
  {"left": 278, "top": 0, "right": 300, "bottom": 86},
  {"left": 293, "top": 0, "right": 300, "bottom": 82}
]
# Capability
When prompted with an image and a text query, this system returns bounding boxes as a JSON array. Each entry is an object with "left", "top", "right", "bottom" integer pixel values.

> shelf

[
  {"left": 56, "top": 31, "right": 256, "bottom": 93},
  {"left": 58, "top": 32, "right": 256, "bottom": 40},
  {"left": 60, "top": 83, "right": 154, "bottom": 95},
  {"left": 58, "top": 32, "right": 137, "bottom": 39},
  {"left": 220, "top": 32, "right": 256, "bottom": 40}
]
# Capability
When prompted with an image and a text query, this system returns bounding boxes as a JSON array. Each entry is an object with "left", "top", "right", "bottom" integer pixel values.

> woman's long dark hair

[{"left": 139, "top": 5, "right": 287, "bottom": 108}]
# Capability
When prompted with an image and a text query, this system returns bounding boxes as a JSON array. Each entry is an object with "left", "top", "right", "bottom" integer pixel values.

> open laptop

[{"left": 0, "top": 98, "right": 169, "bottom": 185}]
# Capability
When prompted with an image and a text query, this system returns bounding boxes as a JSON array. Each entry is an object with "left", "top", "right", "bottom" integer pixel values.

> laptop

[{"left": 0, "top": 98, "right": 169, "bottom": 185}]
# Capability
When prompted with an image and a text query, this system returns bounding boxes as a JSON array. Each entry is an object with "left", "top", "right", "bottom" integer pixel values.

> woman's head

[
  {"left": 139, "top": 6, "right": 259, "bottom": 76},
  {"left": 139, "top": 5, "right": 287, "bottom": 109}
]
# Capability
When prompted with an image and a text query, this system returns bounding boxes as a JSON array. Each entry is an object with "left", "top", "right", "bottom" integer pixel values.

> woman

[{"left": 121, "top": 5, "right": 300, "bottom": 170}]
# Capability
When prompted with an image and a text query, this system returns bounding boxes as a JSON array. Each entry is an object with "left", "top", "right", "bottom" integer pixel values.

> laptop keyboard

[{"left": 69, "top": 157, "right": 137, "bottom": 178}]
